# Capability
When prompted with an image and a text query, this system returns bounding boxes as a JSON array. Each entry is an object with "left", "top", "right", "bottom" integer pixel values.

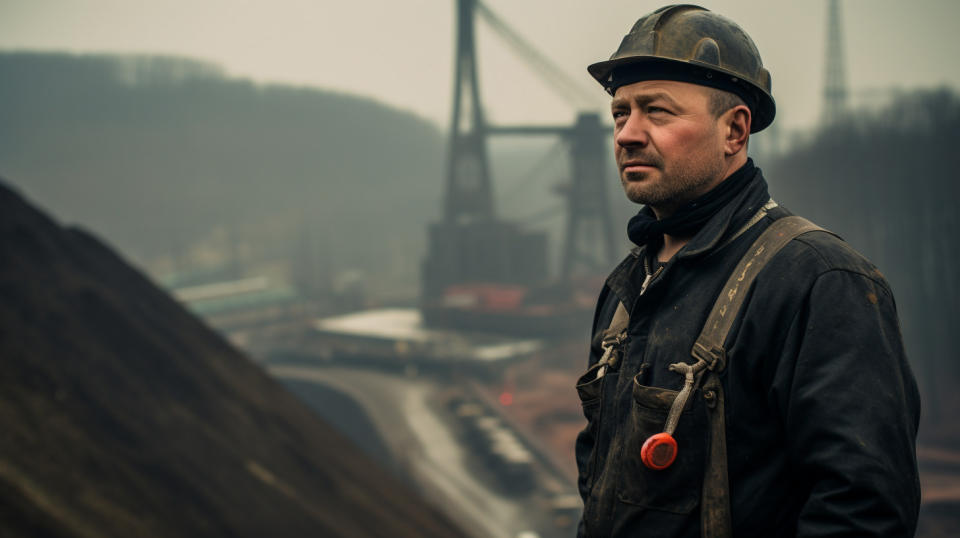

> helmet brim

[{"left": 588, "top": 56, "right": 776, "bottom": 133}]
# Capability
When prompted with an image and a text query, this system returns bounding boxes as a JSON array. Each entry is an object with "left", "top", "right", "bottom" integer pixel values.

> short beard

[
  {"left": 620, "top": 156, "right": 724, "bottom": 215},
  {"left": 621, "top": 168, "right": 714, "bottom": 204}
]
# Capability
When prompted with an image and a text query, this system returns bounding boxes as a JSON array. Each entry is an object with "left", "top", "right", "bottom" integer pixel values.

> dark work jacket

[{"left": 575, "top": 168, "right": 921, "bottom": 537}]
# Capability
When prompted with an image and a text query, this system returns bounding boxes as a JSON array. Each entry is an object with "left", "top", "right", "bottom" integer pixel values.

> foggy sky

[{"left": 1, "top": 0, "right": 958, "bottom": 132}]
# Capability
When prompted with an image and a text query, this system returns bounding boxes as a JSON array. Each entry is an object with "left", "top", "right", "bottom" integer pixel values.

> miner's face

[{"left": 611, "top": 79, "right": 728, "bottom": 216}]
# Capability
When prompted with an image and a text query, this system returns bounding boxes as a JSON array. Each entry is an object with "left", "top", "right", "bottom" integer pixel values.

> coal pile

[{"left": 0, "top": 180, "right": 465, "bottom": 538}]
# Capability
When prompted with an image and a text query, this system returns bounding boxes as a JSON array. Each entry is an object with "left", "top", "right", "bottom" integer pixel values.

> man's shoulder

[{"left": 765, "top": 214, "right": 891, "bottom": 292}]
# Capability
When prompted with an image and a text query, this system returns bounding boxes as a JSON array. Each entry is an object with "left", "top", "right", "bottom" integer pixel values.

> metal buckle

[{"left": 691, "top": 341, "right": 727, "bottom": 372}]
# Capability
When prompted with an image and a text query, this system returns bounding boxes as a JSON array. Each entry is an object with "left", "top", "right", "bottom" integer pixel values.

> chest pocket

[
  {"left": 575, "top": 362, "right": 621, "bottom": 496},
  {"left": 617, "top": 374, "right": 709, "bottom": 514}
]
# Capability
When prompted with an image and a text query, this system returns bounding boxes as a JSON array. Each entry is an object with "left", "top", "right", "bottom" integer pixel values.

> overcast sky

[{"left": 2, "top": 0, "right": 958, "bottom": 132}]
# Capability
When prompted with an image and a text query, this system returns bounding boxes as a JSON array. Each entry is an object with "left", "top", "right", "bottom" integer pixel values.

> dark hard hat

[{"left": 588, "top": 4, "right": 775, "bottom": 132}]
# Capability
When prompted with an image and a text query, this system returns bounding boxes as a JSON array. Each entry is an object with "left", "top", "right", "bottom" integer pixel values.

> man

[{"left": 575, "top": 5, "right": 921, "bottom": 537}]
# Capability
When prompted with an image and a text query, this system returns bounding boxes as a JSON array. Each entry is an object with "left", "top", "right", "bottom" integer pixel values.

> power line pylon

[{"left": 822, "top": 0, "right": 848, "bottom": 124}]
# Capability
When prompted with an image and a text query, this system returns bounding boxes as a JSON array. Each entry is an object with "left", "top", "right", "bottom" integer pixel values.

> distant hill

[
  {"left": 0, "top": 179, "right": 466, "bottom": 537},
  {"left": 0, "top": 52, "right": 445, "bottom": 289}
]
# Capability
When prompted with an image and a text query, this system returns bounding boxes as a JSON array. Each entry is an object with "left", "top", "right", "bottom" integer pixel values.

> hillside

[
  {"left": 0, "top": 52, "right": 445, "bottom": 289},
  {"left": 0, "top": 179, "right": 466, "bottom": 537}
]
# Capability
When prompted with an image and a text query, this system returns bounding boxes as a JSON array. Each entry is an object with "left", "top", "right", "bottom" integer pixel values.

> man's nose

[{"left": 615, "top": 114, "right": 649, "bottom": 148}]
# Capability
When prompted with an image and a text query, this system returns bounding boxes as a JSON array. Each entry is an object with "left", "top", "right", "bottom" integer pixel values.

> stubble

[{"left": 618, "top": 147, "right": 725, "bottom": 215}]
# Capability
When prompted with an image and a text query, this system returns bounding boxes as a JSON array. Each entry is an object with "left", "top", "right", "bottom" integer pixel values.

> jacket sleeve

[{"left": 776, "top": 269, "right": 921, "bottom": 536}]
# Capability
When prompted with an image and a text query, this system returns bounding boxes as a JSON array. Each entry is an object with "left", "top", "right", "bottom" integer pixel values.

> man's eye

[
  {"left": 648, "top": 106, "right": 668, "bottom": 114},
  {"left": 612, "top": 110, "right": 627, "bottom": 119}
]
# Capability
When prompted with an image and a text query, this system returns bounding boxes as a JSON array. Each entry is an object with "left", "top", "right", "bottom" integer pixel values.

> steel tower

[
  {"left": 822, "top": 0, "right": 848, "bottom": 123},
  {"left": 445, "top": 0, "right": 495, "bottom": 223}
]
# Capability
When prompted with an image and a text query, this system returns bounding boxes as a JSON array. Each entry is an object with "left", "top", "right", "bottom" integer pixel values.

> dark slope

[{"left": 0, "top": 180, "right": 465, "bottom": 538}]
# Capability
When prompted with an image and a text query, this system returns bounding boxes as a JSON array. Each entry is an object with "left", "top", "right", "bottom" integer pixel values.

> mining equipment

[
  {"left": 282, "top": 1, "right": 615, "bottom": 370},
  {"left": 421, "top": 0, "right": 616, "bottom": 337},
  {"left": 448, "top": 397, "right": 537, "bottom": 495}
]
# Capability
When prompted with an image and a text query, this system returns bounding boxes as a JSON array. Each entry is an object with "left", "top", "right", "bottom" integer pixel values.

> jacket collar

[
  {"left": 607, "top": 166, "right": 772, "bottom": 310},
  {"left": 675, "top": 166, "right": 771, "bottom": 259}
]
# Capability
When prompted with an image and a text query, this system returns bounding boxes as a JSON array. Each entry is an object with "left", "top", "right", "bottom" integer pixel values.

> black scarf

[{"left": 627, "top": 159, "right": 762, "bottom": 247}]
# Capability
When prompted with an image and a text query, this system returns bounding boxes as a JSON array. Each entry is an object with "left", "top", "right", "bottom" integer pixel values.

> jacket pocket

[
  {"left": 616, "top": 374, "right": 708, "bottom": 514},
  {"left": 576, "top": 363, "right": 605, "bottom": 406},
  {"left": 576, "top": 364, "right": 623, "bottom": 536},
  {"left": 575, "top": 363, "right": 607, "bottom": 495}
]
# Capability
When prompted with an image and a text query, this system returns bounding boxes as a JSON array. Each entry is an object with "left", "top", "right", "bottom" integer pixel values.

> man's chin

[
  {"left": 622, "top": 183, "right": 656, "bottom": 205},
  {"left": 621, "top": 173, "right": 657, "bottom": 204}
]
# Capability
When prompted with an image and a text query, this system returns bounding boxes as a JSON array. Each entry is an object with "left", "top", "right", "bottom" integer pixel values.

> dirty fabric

[{"left": 575, "top": 167, "right": 921, "bottom": 537}]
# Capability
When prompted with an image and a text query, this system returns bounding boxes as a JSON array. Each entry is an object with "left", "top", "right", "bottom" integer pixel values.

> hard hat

[{"left": 588, "top": 4, "right": 775, "bottom": 132}]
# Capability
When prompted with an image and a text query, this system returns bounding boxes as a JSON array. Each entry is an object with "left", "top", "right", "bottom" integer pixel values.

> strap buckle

[
  {"left": 596, "top": 332, "right": 626, "bottom": 379},
  {"left": 691, "top": 341, "right": 727, "bottom": 372}
]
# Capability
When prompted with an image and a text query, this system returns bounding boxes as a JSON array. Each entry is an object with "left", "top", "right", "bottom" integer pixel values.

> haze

[
  {"left": 2, "top": 1, "right": 959, "bottom": 535},
  {"left": 2, "top": 0, "right": 958, "bottom": 131}
]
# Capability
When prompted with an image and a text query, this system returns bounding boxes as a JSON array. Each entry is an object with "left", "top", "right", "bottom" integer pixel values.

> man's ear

[{"left": 723, "top": 105, "right": 751, "bottom": 156}]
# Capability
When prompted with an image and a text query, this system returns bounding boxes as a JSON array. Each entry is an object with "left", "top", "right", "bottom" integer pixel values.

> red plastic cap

[{"left": 641, "top": 432, "right": 678, "bottom": 470}]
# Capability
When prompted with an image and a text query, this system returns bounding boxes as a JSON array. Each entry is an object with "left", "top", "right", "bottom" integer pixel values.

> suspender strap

[
  {"left": 700, "top": 372, "right": 730, "bottom": 538},
  {"left": 693, "top": 216, "right": 826, "bottom": 364},
  {"left": 604, "top": 301, "right": 630, "bottom": 342},
  {"left": 595, "top": 302, "right": 630, "bottom": 378},
  {"left": 697, "top": 216, "right": 830, "bottom": 538}
]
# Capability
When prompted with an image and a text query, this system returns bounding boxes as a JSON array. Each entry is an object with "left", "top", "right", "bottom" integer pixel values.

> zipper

[
  {"left": 636, "top": 199, "right": 777, "bottom": 298},
  {"left": 639, "top": 255, "right": 665, "bottom": 296}
]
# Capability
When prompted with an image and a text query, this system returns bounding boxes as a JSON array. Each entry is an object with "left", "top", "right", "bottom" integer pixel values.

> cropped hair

[{"left": 709, "top": 88, "right": 747, "bottom": 118}]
